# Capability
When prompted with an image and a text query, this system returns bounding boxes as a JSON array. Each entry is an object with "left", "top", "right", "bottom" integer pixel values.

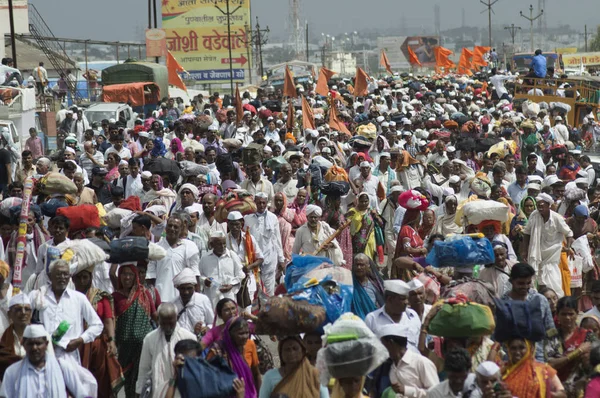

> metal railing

[{"left": 27, "top": 4, "right": 81, "bottom": 103}]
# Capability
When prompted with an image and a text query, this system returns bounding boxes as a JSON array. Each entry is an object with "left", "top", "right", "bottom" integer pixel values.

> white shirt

[
  {"left": 198, "top": 249, "right": 245, "bottom": 307},
  {"left": 28, "top": 287, "right": 103, "bottom": 353},
  {"left": 359, "top": 174, "right": 380, "bottom": 209},
  {"left": 195, "top": 214, "right": 227, "bottom": 256},
  {"left": 240, "top": 177, "right": 275, "bottom": 205},
  {"left": 104, "top": 146, "right": 132, "bottom": 161},
  {"left": 117, "top": 174, "right": 144, "bottom": 199},
  {"left": 489, "top": 74, "right": 514, "bottom": 97},
  {"left": 172, "top": 292, "right": 214, "bottom": 333},
  {"left": 79, "top": 151, "right": 105, "bottom": 177},
  {"left": 585, "top": 164, "right": 596, "bottom": 187},
  {"left": 554, "top": 123, "right": 569, "bottom": 145},
  {"left": 390, "top": 350, "right": 440, "bottom": 398},
  {"left": 427, "top": 374, "right": 476, "bottom": 398},
  {"left": 273, "top": 179, "right": 299, "bottom": 203},
  {"left": 244, "top": 212, "right": 285, "bottom": 271},
  {"left": 33, "top": 65, "right": 48, "bottom": 83},
  {"left": 365, "top": 306, "right": 422, "bottom": 354},
  {"left": 146, "top": 238, "right": 200, "bottom": 303}
]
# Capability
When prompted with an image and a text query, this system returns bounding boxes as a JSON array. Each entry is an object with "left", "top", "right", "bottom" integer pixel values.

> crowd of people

[{"left": 0, "top": 51, "right": 600, "bottom": 398}]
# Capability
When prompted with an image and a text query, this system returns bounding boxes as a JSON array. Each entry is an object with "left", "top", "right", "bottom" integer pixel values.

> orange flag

[
  {"left": 315, "top": 67, "right": 335, "bottom": 96},
  {"left": 353, "top": 67, "right": 370, "bottom": 97},
  {"left": 328, "top": 98, "right": 351, "bottom": 136},
  {"left": 283, "top": 65, "right": 296, "bottom": 98},
  {"left": 380, "top": 49, "right": 393, "bottom": 75},
  {"left": 167, "top": 50, "right": 187, "bottom": 91},
  {"left": 473, "top": 46, "right": 491, "bottom": 68},
  {"left": 301, "top": 95, "right": 316, "bottom": 130},
  {"left": 235, "top": 84, "right": 243, "bottom": 125},
  {"left": 286, "top": 101, "right": 295, "bottom": 131},
  {"left": 433, "top": 46, "right": 456, "bottom": 71},
  {"left": 458, "top": 48, "right": 474, "bottom": 75},
  {"left": 407, "top": 45, "right": 422, "bottom": 67}
]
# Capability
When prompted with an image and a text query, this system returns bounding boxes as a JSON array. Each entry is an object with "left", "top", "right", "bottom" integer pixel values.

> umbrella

[
  {"left": 144, "top": 157, "right": 181, "bottom": 185},
  {"left": 305, "top": 265, "right": 353, "bottom": 286}
]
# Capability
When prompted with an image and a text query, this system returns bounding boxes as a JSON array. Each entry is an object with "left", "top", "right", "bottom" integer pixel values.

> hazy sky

[{"left": 30, "top": 0, "right": 598, "bottom": 43}]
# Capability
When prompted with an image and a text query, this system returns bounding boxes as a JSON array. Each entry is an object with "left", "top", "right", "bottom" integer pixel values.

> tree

[{"left": 591, "top": 25, "right": 600, "bottom": 52}]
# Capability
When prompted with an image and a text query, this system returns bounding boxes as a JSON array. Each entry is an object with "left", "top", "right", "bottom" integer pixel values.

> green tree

[{"left": 591, "top": 25, "right": 600, "bottom": 52}]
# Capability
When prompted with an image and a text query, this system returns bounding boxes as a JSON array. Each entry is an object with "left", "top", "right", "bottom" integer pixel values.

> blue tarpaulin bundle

[{"left": 426, "top": 236, "right": 495, "bottom": 268}]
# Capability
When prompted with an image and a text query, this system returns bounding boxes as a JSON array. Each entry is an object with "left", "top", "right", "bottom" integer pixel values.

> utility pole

[
  {"left": 243, "top": 23, "right": 253, "bottom": 85},
  {"left": 480, "top": 0, "right": 499, "bottom": 48},
  {"left": 504, "top": 24, "right": 522, "bottom": 46},
  {"left": 7, "top": 0, "right": 17, "bottom": 67},
  {"left": 520, "top": 4, "right": 543, "bottom": 52},
  {"left": 216, "top": 0, "right": 242, "bottom": 95},
  {"left": 153, "top": 0, "right": 159, "bottom": 63},
  {"left": 305, "top": 21, "right": 309, "bottom": 62},
  {"left": 254, "top": 17, "right": 269, "bottom": 80},
  {"left": 579, "top": 25, "right": 593, "bottom": 52}
]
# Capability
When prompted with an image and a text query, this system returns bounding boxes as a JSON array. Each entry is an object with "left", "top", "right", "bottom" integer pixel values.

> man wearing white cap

[
  {"left": 553, "top": 116, "right": 569, "bottom": 145},
  {"left": 146, "top": 214, "right": 201, "bottom": 302},
  {"left": 29, "top": 259, "right": 103, "bottom": 365},
  {"left": 377, "top": 323, "right": 439, "bottom": 397},
  {"left": 365, "top": 280, "right": 421, "bottom": 353},
  {"left": 172, "top": 268, "right": 214, "bottom": 335},
  {"left": 379, "top": 183, "right": 402, "bottom": 271},
  {"left": 355, "top": 160, "right": 382, "bottom": 209},
  {"left": 292, "top": 204, "right": 345, "bottom": 267},
  {"left": 0, "top": 324, "right": 98, "bottom": 398},
  {"left": 407, "top": 279, "right": 432, "bottom": 322},
  {"left": 195, "top": 193, "right": 227, "bottom": 256},
  {"left": 226, "top": 211, "right": 264, "bottom": 312},
  {"left": 469, "top": 361, "right": 513, "bottom": 398},
  {"left": 373, "top": 152, "right": 396, "bottom": 197},
  {"left": 244, "top": 192, "right": 284, "bottom": 295},
  {"left": 198, "top": 230, "right": 245, "bottom": 307},
  {"left": 427, "top": 140, "right": 449, "bottom": 169},
  {"left": 522, "top": 193, "right": 573, "bottom": 296}
]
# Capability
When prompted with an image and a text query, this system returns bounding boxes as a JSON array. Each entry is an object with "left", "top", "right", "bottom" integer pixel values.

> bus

[{"left": 511, "top": 52, "right": 562, "bottom": 74}]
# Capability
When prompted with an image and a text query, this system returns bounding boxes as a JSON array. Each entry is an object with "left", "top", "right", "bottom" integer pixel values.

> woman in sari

[
  {"left": 394, "top": 190, "right": 430, "bottom": 259},
  {"left": 259, "top": 335, "right": 328, "bottom": 398},
  {"left": 141, "top": 174, "right": 177, "bottom": 210},
  {"left": 165, "top": 137, "right": 184, "bottom": 161},
  {"left": 510, "top": 196, "right": 537, "bottom": 259},
  {"left": 502, "top": 338, "right": 566, "bottom": 398},
  {"left": 272, "top": 192, "right": 295, "bottom": 263},
  {"left": 547, "top": 296, "right": 597, "bottom": 397},
  {"left": 433, "top": 195, "right": 462, "bottom": 236},
  {"left": 289, "top": 188, "right": 308, "bottom": 234},
  {"left": 346, "top": 192, "right": 385, "bottom": 263},
  {"left": 418, "top": 208, "right": 436, "bottom": 241},
  {"left": 201, "top": 298, "right": 257, "bottom": 349},
  {"left": 110, "top": 263, "right": 157, "bottom": 398},
  {"left": 322, "top": 194, "right": 353, "bottom": 268},
  {"left": 351, "top": 253, "right": 384, "bottom": 319},
  {"left": 558, "top": 153, "right": 581, "bottom": 182},
  {"left": 73, "top": 265, "right": 124, "bottom": 397},
  {"left": 105, "top": 152, "right": 121, "bottom": 183},
  {"left": 207, "top": 317, "right": 261, "bottom": 398}
]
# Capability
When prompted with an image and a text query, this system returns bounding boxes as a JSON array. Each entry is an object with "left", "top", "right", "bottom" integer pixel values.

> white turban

[
  {"left": 9, "top": 293, "right": 31, "bottom": 308},
  {"left": 184, "top": 203, "right": 203, "bottom": 216},
  {"left": 64, "top": 147, "right": 76, "bottom": 154},
  {"left": 23, "top": 325, "right": 47, "bottom": 339},
  {"left": 173, "top": 268, "right": 198, "bottom": 287},
  {"left": 536, "top": 193, "right": 554, "bottom": 205},
  {"left": 178, "top": 183, "right": 199, "bottom": 199},
  {"left": 476, "top": 361, "right": 500, "bottom": 377},
  {"left": 255, "top": 192, "right": 268, "bottom": 200},
  {"left": 305, "top": 204, "right": 322, "bottom": 217}
]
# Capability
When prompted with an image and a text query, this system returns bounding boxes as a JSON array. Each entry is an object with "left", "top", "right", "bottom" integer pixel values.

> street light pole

[
  {"left": 7, "top": 0, "right": 17, "bottom": 67},
  {"left": 216, "top": 0, "right": 242, "bottom": 95},
  {"left": 520, "top": 4, "right": 543, "bottom": 52},
  {"left": 480, "top": 0, "right": 499, "bottom": 48}
]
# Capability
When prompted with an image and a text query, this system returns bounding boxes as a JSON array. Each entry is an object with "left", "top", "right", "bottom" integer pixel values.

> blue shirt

[
  {"left": 507, "top": 180, "right": 528, "bottom": 208},
  {"left": 532, "top": 54, "right": 547, "bottom": 78}
]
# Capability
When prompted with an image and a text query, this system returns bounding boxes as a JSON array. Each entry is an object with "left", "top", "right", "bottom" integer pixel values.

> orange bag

[
  {"left": 324, "top": 165, "right": 349, "bottom": 182},
  {"left": 56, "top": 204, "right": 100, "bottom": 231}
]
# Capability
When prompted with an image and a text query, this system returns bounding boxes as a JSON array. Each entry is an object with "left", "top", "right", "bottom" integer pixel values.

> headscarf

[
  {"left": 503, "top": 340, "right": 557, "bottom": 398},
  {"left": 418, "top": 209, "right": 436, "bottom": 240},
  {"left": 272, "top": 336, "right": 321, "bottom": 398},
  {"left": 221, "top": 317, "right": 257, "bottom": 398},
  {"left": 574, "top": 204, "right": 589, "bottom": 218},
  {"left": 433, "top": 195, "right": 462, "bottom": 235},
  {"left": 518, "top": 196, "right": 536, "bottom": 222},
  {"left": 397, "top": 149, "right": 420, "bottom": 169},
  {"left": 170, "top": 137, "right": 185, "bottom": 153},
  {"left": 477, "top": 220, "right": 502, "bottom": 235},
  {"left": 151, "top": 137, "right": 167, "bottom": 157},
  {"left": 115, "top": 263, "right": 153, "bottom": 317}
]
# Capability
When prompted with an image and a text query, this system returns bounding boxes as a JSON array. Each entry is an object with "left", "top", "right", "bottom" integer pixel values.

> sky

[{"left": 29, "top": 0, "right": 598, "bottom": 43}]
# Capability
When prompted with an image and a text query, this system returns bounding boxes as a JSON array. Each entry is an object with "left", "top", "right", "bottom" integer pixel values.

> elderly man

[
  {"left": 353, "top": 161, "right": 381, "bottom": 209},
  {"left": 35, "top": 157, "right": 52, "bottom": 177},
  {"left": 171, "top": 268, "right": 214, "bottom": 336},
  {"left": 244, "top": 192, "right": 285, "bottom": 295},
  {"left": 173, "top": 183, "right": 199, "bottom": 214},
  {"left": 28, "top": 260, "right": 103, "bottom": 364},
  {"left": 377, "top": 323, "right": 439, "bottom": 398},
  {"left": 273, "top": 163, "right": 298, "bottom": 203},
  {"left": 365, "top": 280, "right": 421, "bottom": 353},
  {"left": 0, "top": 324, "right": 98, "bottom": 398},
  {"left": 240, "top": 163, "right": 274, "bottom": 204},
  {"left": 79, "top": 141, "right": 104, "bottom": 178},
  {"left": 195, "top": 193, "right": 227, "bottom": 256},
  {"left": 469, "top": 361, "right": 513, "bottom": 398},
  {"left": 292, "top": 204, "right": 345, "bottom": 267},
  {"left": 379, "top": 184, "right": 402, "bottom": 273},
  {"left": 199, "top": 231, "right": 245, "bottom": 307},
  {"left": 226, "top": 211, "right": 264, "bottom": 312},
  {"left": 136, "top": 303, "right": 196, "bottom": 397},
  {"left": 146, "top": 214, "right": 200, "bottom": 302},
  {"left": 522, "top": 193, "right": 573, "bottom": 296}
]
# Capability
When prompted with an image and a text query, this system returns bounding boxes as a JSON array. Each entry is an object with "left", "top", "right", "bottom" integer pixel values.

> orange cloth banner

[
  {"left": 167, "top": 50, "right": 187, "bottom": 91},
  {"left": 301, "top": 95, "right": 316, "bottom": 130},
  {"left": 353, "top": 67, "right": 370, "bottom": 97},
  {"left": 315, "top": 67, "right": 336, "bottom": 96},
  {"left": 283, "top": 65, "right": 296, "bottom": 98},
  {"left": 380, "top": 49, "right": 393, "bottom": 75}
]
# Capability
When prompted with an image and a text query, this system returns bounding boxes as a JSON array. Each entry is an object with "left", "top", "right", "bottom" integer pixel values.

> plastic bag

[
  {"left": 572, "top": 235, "right": 594, "bottom": 273},
  {"left": 177, "top": 356, "right": 236, "bottom": 398},
  {"left": 284, "top": 254, "right": 333, "bottom": 291},
  {"left": 291, "top": 283, "right": 353, "bottom": 324},
  {"left": 569, "top": 255, "right": 583, "bottom": 288},
  {"left": 426, "top": 237, "right": 495, "bottom": 268},
  {"left": 316, "top": 313, "right": 389, "bottom": 385}
]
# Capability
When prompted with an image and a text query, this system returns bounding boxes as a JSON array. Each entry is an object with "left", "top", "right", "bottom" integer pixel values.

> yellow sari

[{"left": 503, "top": 341, "right": 557, "bottom": 398}]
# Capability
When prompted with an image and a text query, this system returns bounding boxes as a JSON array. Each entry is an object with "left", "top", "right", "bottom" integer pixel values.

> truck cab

[{"left": 83, "top": 102, "right": 137, "bottom": 129}]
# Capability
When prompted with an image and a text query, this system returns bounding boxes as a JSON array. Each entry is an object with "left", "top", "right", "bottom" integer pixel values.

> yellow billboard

[
  {"left": 162, "top": 0, "right": 252, "bottom": 83},
  {"left": 562, "top": 52, "right": 600, "bottom": 68},
  {"left": 555, "top": 47, "right": 577, "bottom": 54}
]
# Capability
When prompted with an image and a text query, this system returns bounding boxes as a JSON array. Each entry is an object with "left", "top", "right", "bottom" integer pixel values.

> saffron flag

[
  {"left": 316, "top": 67, "right": 336, "bottom": 96},
  {"left": 473, "top": 46, "right": 491, "bottom": 68},
  {"left": 286, "top": 101, "right": 295, "bottom": 131},
  {"left": 433, "top": 46, "right": 456, "bottom": 70},
  {"left": 380, "top": 49, "right": 393, "bottom": 75},
  {"left": 353, "top": 67, "right": 370, "bottom": 97},
  {"left": 458, "top": 48, "right": 474, "bottom": 76},
  {"left": 328, "top": 98, "right": 351, "bottom": 136},
  {"left": 407, "top": 45, "right": 422, "bottom": 67},
  {"left": 301, "top": 95, "right": 316, "bottom": 130},
  {"left": 283, "top": 65, "right": 296, "bottom": 98},
  {"left": 235, "top": 84, "right": 243, "bottom": 125},
  {"left": 167, "top": 50, "right": 187, "bottom": 91}
]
